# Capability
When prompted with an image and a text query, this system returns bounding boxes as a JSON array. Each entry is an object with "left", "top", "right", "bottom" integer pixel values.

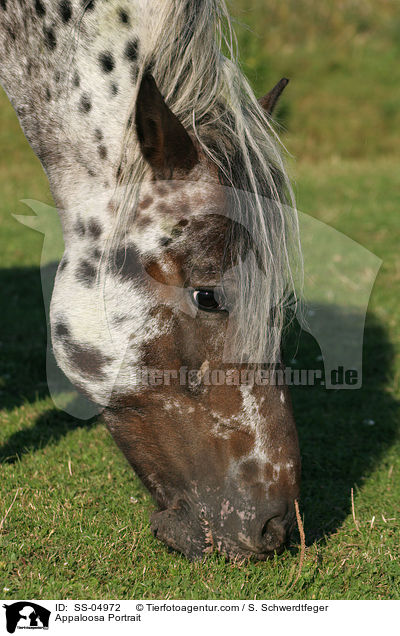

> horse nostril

[
  {"left": 258, "top": 500, "right": 292, "bottom": 553},
  {"left": 260, "top": 516, "right": 288, "bottom": 553},
  {"left": 261, "top": 518, "right": 272, "bottom": 538}
]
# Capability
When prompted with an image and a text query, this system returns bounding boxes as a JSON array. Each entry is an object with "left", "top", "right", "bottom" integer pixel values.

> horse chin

[{"left": 150, "top": 508, "right": 208, "bottom": 560}]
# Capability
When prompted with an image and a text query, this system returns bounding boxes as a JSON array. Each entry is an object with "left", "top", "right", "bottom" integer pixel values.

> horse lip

[
  {"left": 233, "top": 541, "right": 288, "bottom": 561},
  {"left": 213, "top": 525, "right": 291, "bottom": 561},
  {"left": 150, "top": 507, "right": 208, "bottom": 560},
  {"left": 209, "top": 545, "right": 286, "bottom": 562}
]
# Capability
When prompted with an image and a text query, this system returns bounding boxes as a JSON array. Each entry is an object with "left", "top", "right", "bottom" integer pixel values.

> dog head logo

[{"left": 2, "top": 602, "right": 50, "bottom": 633}]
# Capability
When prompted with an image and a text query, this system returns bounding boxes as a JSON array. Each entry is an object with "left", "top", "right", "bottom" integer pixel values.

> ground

[{"left": 0, "top": 0, "right": 399, "bottom": 599}]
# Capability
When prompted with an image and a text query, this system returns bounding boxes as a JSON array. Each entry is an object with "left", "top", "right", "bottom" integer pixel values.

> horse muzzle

[{"left": 150, "top": 495, "right": 296, "bottom": 561}]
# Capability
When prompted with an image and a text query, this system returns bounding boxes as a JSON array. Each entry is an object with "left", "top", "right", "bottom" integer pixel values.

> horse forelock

[{"left": 106, "top": 0, "right": 302, "bottom": 366}]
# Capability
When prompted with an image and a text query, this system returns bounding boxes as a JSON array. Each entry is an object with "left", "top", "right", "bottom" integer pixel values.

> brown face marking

[
  {"left": 76, "top": 259, "right": 96, "bottom": 287},
  {"left": 145, "top": 251, "right": 185, "bottom": 288},
  {"left": 157, "top": 202, "right": 171, "bottom": 214},
  {"left": 138, "top": 196, "right": 153, "bottom": 210},
  {"left": 160, "top": 237, "right": 172, "bottom": 247},
  {"left": 74, "top": 217, "right": 86, "bottom": 236},
  {"left": 149, "top": 305, "right": 174, "bottom": 322},
  {"left": 268, "top": 470, "right": 299, "bottom": 500},
  {"left": 240, "top": 459, "right": 262, "bottom": 485},
  {"left": 70, "top": 344, "right": 111, "bottom": 379},
  {"left": 88, "top": 218, "right": 102, "bottom": 239},
  {"left": 112, "top": 245, "right": 143, "bottom": 281},
  {"left": 136, "top": 215, "right": 151, "bottom": 229},
  {"left": 59, "top": 257, "right": 68, "bottom": 272},
  {"left": 156, "top": 184, "right": 167, "bottom": 196},
  {"left": 229, "top": 430, "right": 256, "bottom": 460},
  {"left": 54, "top": 322, "right": 70, "bottom": 339},
  {"left": 139, "top": 333, "right": 180, "bottom": 370},
  {"left": 264, "top": 462, "right": 274, "bottom": 482},
  {"left": 209, "top": 384, "right": 242, "bottom": 418},
  {"left": 54, "top": 320, "right": 113, "bottom": 380}
]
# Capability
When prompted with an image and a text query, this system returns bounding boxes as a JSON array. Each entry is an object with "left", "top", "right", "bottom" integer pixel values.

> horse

[{"left": 0, "top": 0, "right": 302, "bottom": 560}]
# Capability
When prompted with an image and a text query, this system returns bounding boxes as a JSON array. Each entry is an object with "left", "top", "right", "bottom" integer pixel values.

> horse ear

[
  {"left": 259, "top": 78, "right": 289, "bottom": 116},
  {"left": 135, "top": 73, "right": 198, "bottom": 178}
]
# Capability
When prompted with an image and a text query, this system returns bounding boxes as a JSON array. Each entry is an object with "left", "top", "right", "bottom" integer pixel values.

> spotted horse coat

[{"left": 0, "top": 0, "right": 301, "bottom": 560}]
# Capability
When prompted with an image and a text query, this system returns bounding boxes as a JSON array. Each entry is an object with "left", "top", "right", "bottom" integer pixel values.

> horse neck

[
  {"left": 0, "top": 1, "right": 227, "bottom": 234},
  {"left": 0, "top": 1, "right": 147, "bottom": 232}
]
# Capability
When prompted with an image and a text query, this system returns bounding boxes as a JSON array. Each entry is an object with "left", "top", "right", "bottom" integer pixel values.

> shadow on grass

[
  {"left": 0, "top": 265, "right": 399, "bottom": 545},
  {"left": 0, "top": 405, "right": 98, "bottom": 463},
  {"left": 0, "top": 266, "right": 48, "bottom": 410},
  {"left": 0, "top": 265, "right": 98, "bottom": 463},
  {"left": 284, "top": 310, "right": 399, "bottom": 544}
]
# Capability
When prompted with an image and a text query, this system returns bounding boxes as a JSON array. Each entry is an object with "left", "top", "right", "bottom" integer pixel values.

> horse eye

[{"left": 191, "top": 289, "right": 226, "bottom": 312}]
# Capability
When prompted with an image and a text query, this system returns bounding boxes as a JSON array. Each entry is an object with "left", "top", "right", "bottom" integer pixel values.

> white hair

[{"left": 112, "top": 0, "right": 303, "bottom": 364}]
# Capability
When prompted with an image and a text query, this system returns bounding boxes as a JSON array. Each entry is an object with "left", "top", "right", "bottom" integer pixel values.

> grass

[
  {"left": 231, "top": 0, "right": 400, "bottom": 161},
  {"left": 1, "top": 0, "right": 399, "bottom": 599}
]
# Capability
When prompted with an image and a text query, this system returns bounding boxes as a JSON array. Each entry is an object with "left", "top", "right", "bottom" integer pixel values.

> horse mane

[{"left": 113, "top": 0, "right": 303, "bottom": 365}]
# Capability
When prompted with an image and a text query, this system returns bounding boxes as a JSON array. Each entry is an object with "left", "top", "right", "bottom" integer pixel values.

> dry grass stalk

[
  {"left": 351, "top": 487, "right": 360, "bottom": 531},
  {"left": 0, "top": 487, "right": 21, "bottom": 531},
  {"left": 288, "top": 499, "right": 306, "bottom": 591}
]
